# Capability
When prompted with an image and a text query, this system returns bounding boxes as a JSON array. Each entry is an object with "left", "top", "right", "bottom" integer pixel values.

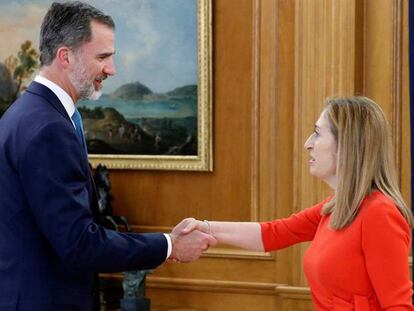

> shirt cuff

[{"left": 163, "top": 233, "right": 172, "bottom": 259}]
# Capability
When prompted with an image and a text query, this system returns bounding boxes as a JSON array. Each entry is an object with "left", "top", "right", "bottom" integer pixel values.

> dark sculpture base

[{"left": 120, "top": 298, "right": 150, "bottom": 311}]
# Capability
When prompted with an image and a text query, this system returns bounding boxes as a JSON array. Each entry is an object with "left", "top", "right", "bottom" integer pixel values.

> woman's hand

[
  {"left": 172, "top": 218, "right": 209, "bottom": 236},
  {"left": 182, "top": 219, "right": 210, "bottom": 235}
]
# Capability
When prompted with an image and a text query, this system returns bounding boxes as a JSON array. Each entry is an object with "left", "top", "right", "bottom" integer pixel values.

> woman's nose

[{"left": 304, "top": 135, "right": 313, "bottom": 149}]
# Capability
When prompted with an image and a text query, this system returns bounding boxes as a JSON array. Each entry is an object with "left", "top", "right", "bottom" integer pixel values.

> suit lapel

[
  {"left": 88, "top": 164, "right": 101, "bottom": 221},
  {"left": 26, "top": 81, "right": 99, "bottom": 217},
  {"left": 25, "top": 81, "right": 72, "bottom": 123},
  {"left": 26, "top": 81, "right": 90, "bottom": 167}
]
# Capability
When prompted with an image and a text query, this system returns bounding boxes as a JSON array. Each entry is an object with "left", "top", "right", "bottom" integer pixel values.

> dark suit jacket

[{"left": 0, "top": 82, "right": 167, "bottom": 310}]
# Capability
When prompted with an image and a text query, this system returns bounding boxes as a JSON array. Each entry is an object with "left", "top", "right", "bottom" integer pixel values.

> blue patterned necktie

[{"left": 71, "top": 108, "right": 88, "bottom": 156}]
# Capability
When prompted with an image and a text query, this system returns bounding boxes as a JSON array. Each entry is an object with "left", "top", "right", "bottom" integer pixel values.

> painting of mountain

[{"left": 78, "top": 81, "right": 198, "bottom": 155}]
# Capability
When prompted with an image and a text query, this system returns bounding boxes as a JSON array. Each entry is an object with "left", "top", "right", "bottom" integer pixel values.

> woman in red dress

[{"left": 178, "top": 96, "right": 414, "bottom": 310}]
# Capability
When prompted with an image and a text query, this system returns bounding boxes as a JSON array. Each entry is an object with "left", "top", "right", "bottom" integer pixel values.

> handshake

[{"left": 168, "top": 218, "right": 215, "bottom": 263}]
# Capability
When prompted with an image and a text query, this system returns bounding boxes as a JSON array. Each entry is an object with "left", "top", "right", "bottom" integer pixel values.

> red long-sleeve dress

[{"left": 260, "top": 191, "right": 413, "bottom": 310}]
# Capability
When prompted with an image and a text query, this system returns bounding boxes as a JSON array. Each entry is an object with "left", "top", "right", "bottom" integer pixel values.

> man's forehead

[
  {"left": 82, "top": 23, "right": 115, "bottom": 50},
  {"left": 89, "top": 21, "right": 115, "bottom": 39}
]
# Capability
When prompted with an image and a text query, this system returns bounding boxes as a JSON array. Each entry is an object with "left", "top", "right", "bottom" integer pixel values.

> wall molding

[
  {"left": 275, "top": 286, "right": 312, "bottom": 300},
  {"left": 391, "top": 0, "right": 403, "bottom": 174},
  {"left": 148, "top": 277, "right": 278, "bottom": 295},
  {"left": 100, "top": 273, "right": 311, "bottom": 298}
]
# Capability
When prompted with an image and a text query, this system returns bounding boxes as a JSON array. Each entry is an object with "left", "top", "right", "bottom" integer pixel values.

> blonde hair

[{"left": 322, "top": 96, "right": 413, "bottom": 229}]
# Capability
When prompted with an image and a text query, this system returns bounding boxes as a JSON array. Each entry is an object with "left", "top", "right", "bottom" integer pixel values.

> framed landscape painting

[{"left": 0, "top": 0, "right": 213, "bottom": 171}]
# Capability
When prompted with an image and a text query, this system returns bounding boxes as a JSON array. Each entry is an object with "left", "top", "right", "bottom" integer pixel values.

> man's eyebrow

[
  {"left": 96, "top": 51, "right": 116, "bottom": 57},
  {"left": 314, "top": 125, "right": 321, "bottom": 130}
]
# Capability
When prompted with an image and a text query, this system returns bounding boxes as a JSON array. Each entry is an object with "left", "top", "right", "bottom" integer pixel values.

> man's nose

[{"left": 104, "top": 59, "right": 116, "bottom": 76}]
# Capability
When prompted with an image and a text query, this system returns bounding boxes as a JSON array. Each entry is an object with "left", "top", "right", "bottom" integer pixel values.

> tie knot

[
  {"left": 71, "top": 108, "right": 88, "bottom": 156},
  {"left": 72, "top": 108, "right": 82, "bottom": 125},
  {"left": 71, "top": 108, "right": 84, "bottom": 136}
]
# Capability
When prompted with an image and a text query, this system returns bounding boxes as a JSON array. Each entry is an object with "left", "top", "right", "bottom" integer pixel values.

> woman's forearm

[{"left": 208, "top": 221, "right": 264, "bottom": 251}]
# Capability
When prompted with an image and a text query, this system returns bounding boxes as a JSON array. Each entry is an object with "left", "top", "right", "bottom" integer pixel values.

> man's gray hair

[{"left": 39, "top": 1, "right": 115, "bottom": 66}]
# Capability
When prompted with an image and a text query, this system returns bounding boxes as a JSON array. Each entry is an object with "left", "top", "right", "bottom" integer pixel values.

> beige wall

[{"left": 107, "top": 0, "right": 411, "bottom": 310}]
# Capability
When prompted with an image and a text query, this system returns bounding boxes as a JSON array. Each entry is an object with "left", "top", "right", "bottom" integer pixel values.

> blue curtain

[{"left": 409, "top": 0, "right": 414, "bottom": 302}]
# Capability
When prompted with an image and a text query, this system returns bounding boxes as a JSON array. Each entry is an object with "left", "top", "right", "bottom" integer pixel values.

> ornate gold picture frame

[
  {"left": 86, "top": 0, "right": 213, "bottom": 171},
  {"left": 0, "top": 0, "right": 212, "bottom": 170}
]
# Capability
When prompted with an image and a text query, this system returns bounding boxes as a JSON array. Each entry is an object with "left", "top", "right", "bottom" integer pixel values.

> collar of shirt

[{"left": 34, "top": 75, "right": 76, "bottom": 128}]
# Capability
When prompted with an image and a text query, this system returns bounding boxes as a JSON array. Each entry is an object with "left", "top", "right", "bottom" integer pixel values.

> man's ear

[{"left": 55, "top": 47, "right": 72, "bottom": 68}]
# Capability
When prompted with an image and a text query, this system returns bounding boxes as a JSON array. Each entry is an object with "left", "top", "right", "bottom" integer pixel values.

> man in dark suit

[{"left": 0, "top": 2, "right": 215, "bottom": 310}]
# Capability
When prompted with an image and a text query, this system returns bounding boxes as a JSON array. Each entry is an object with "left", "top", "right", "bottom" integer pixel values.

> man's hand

[
  {"left": 169, "top": 218, "right": 217, "bottom": 263},
  {"left": 171, "top": 217, "right": 209, "bottom": 235}
]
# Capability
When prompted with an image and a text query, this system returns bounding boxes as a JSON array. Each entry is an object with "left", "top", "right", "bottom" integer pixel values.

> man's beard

[{"left": 68, "top": 54, "right": 103, "bottom": 101}]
